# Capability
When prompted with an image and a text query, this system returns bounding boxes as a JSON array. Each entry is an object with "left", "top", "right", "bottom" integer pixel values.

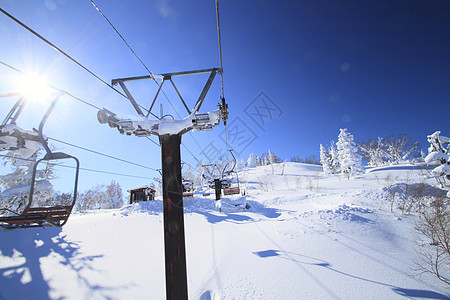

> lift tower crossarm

[
  {"left": 111, "top": 67, "right": 221, "bottom": 85},
  {"left": 111, "top": 67, "right": 221, "bottom": 117},
  {"left": 115, "top": 80, "right": 145, "bottom": 117}
]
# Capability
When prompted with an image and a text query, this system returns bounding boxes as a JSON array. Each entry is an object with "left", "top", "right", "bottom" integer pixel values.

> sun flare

[{"left": 15, "top": 73, "right": 54, "bottom": 101}]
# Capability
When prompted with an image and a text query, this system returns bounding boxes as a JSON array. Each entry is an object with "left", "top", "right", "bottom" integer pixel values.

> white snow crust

[{"left": 0, "top": 162, "right": 449, "bottom": 299}]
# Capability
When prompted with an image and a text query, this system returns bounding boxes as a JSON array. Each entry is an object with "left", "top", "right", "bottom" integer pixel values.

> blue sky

[{"left": 1, "top": 0, "right": 449, "bottom": 193}]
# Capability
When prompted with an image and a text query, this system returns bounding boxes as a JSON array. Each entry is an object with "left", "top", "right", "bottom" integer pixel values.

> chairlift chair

[
  {"left": 221, "top": 150, "right": 241, "bottom": 196},
  {"left": 0, "top": 95, "right": 80, "bottom": 229},
  {"left": 182, "top": 179, "right": 194, "bottom": 198},
  {"left": 0, "top": 96, "right": 41, "bottom": 158},
  {"left": 222, "top": 171, "right": 240, "bottom": 195}
]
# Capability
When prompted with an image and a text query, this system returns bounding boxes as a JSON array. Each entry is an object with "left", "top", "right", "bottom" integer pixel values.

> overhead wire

[
  {"left": 90, "top": 0, "right": 155, "bottom": 80},
  {"left": 0, "top": 8, "right": 155, "bottom": 118},
  {"left": 215, "top": 0, "right": 230, "bottom": 162},
  {"left": 0, "top": 60, "right": 102, "bottom": 111},
  {"left": 0, "top": 8, "right": 204, "bottom": 182},
  {"left": 181, "top": 143, "right": 200, "bottom": 164},
  {"left": 0, "top": 61, "right": 157, "bottom": 130},
  {"left": 48, "top": 136, "right": 159, "bottom": 172},
  {"left": 0, "top": 154, "right": 153, "bottom": 179},
  {"left": 0, "top": 61, "right": 162, "bottom": 173},
  {"left": 89, "top": 0, "right": 178, "bottom": 121},
  {"left": 88, "top": 1, "right": 212, "bottom": 164},
  {"left": 0, "top": 8, "right": 128, "bottom": 100},
  {"left": 0, "top": 65, "right": 186, "bottom": 175},
  {"left": 1, "top": 59, "right": 163, "bottom": 158},
  {"left": 1, "top": 5, "right": 216, "bottom": 179},
  {"left": 215, "top": 0, "right": 225, "bottom": 100},
  {"left": 63, "top": 164, "right": 154, "bottom": 179}
]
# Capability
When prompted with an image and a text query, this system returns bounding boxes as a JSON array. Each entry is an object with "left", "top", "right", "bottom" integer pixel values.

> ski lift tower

[
  {"left": 97, "top": 67, "right": 228, "bottom": 299},
  {"left": 97, "top": 2, "right": 228, "bottom": 297}
]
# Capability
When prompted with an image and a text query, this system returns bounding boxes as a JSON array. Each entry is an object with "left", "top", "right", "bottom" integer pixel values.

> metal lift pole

[{"left": 160, "top": 133, "right": 188, "bottom": 300}]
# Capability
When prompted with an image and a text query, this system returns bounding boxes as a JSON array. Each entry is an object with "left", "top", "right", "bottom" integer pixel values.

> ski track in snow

[{"left": 0, "top": 163, "right": 449, "bottom": 299}]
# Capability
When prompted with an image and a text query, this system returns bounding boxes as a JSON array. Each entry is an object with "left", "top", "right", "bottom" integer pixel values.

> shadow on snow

[
  {"left": 0, "top": 227, "right": 121, "bottom": 299},
  {"left": 119, "top": 197, "right": 282, "bottom": 224},
  {"left": 252, "top": 249, "right": 449, "bottom": 299}
]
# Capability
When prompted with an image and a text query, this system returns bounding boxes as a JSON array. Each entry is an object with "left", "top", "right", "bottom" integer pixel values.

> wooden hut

[{"left": 127, "top": 185, "right": 156, "bottom": 204}]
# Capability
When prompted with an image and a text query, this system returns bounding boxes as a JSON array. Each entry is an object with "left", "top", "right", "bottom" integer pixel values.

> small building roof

[{"left": 127, "top": 185, "right": 156, "bottom": 193}]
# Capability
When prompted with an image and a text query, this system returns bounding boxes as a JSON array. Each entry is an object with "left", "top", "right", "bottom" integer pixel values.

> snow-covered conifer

[
  {"left": 336, "top": 128, "right": 364, "bottom": 178},
  {"left": 247, "top": 153, "right": 257, "bottom": 168},
  {"left": 320, "top": 144, "right": 332, "bottom": 175},
  {"left": 329, "top": 141, "right": 340, "bottom": 174}
]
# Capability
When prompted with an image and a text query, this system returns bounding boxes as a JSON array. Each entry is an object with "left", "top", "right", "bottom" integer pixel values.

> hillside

[{"left": 0, "top": 162, "right": 449, "bottom": 299}]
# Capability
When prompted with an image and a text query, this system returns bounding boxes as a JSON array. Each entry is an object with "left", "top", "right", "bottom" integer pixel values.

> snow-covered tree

[
  {"left": 238, "top": 159, "right": 245, "bottom": 171},
  {"left": 183, "top": 165, "right": 195, "bottom": 183},
  {"left": 384, "top": 134, "right": 419, "bottom": 164},
  {"left": 336, "top": 128, "right": 364, "bottom": 178},
  {"left": 104, "top": 181, "right": 123, "bottom": 209},
  {"left": 153, "top": 176, "right": 162, "bottom": 197},
  {"left": 247, "top": 153, "right": 257, "bottom": 168},
  {"left": 358, "top": 137, "right": 387, "bottom": 167},
  {"left": 76, "top": 186, "right": 102, "bottom": 211},
  {"left": 329, "top": 140, "right": 340, "bottom": 174},
  {"left": 260, "top": 150, "right": 281, "bottom": 167},
  {"left": 76, "top": 182, "right": 123, "bottom": 211},
  {"left": 268, "top": 150, "right": 281, "bottom": 164},
  {"left": 320, "top": 144, "right": 332, "bottom": 175},
  {"left": 193, "top": 161, "right": 204, "bottom": 188},
  {"left": 0, "top": 153, "right": 55, "bottom": 212},
  {"left": 425, "top": 131, "right": 450, "bottom": 192}
]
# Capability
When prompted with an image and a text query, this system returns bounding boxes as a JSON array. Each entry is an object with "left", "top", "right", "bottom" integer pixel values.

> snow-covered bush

[
  {"left": 290, "top": 155, "right": 321, "bottom": 165},
  {"left": 415, "top": 193, "right": 450, "bottom": 286},
  {"left": 336, "top": 128, "right": 364, "bottom": 178},
  {"left": 407, "top": 131, "right": 450, "bottom": 286},
  {"left": 0, "top": 153, "right": 54, "bottom": 212},
  {"left": 424, "top": 131, "right": 450, "bottom": 193}
]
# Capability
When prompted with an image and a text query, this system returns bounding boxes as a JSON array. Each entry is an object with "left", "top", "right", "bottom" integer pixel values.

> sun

[{"left": 15, "top": 73, "right": 54, "bottom": 101}]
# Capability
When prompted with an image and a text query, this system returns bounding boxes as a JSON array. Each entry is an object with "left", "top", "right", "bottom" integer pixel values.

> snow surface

[{"left": 0, "top": 163, "right": 449, "bottom": 299}]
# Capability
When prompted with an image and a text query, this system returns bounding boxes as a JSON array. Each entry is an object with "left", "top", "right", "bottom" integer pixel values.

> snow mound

[
  {"left": 318, "top": 204, "right": 375, "bottom": 224},
  {"left": 118, "top": 195, "right": 281, "bottom": 219},
  {"left": 119, "top": 200, "right": 163, "bottom": 216}
]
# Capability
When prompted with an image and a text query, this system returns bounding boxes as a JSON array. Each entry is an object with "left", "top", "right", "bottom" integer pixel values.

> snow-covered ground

[{"left": 1, "top": 163, "right": 449, "bottom": 299}]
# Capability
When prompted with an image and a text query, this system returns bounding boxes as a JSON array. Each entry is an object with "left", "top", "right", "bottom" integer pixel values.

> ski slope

[{"left": 0, "top": 163, "right": 449, "bottom": 299}]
